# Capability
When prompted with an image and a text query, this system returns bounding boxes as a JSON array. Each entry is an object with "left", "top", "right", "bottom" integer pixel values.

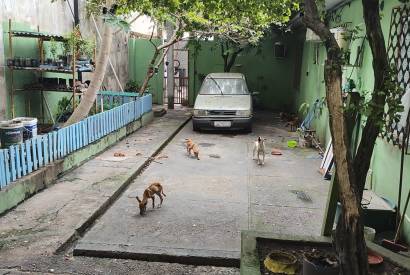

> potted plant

[
  {"left": 63, "top": 27, "right": 81, "bottom": 66},
  {"left": 63, "top": 27, "right": 95, "bottom": 65},
  {"left": 78, "top": 38, "right": 95, "bottom": 61},
  {"left": 49, "top": 38, "right": 59, "bottom": 66}
]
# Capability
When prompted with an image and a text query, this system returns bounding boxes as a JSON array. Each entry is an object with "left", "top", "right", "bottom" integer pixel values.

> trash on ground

[{"left": 271, "top": 148, "right": 283, "bottom": 155}]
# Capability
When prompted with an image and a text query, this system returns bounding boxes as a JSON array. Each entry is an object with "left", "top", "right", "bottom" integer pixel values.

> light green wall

[
  {"left": 297, "top": 0, "right": 410, "bottom": 242},
  {"left": 188, "top": 32, "right": 305, "bottom": 110},
  {"left": 3, "top": 21, "right": 75, "bottom": 122},
  {"left": 128, "top": 38, "right": 164, "bottom": 105}
]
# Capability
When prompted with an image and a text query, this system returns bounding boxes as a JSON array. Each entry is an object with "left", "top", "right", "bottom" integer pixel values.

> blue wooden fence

[
  {"left": 96, "top": 91, "right": 144, "bottom": 111},
  {"left": 0, "top": 94, "right": 152, "bottom": 189}
]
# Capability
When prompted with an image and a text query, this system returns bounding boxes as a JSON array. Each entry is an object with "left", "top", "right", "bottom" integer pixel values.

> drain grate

[{"left": 290, "top": 190, "right": 312, "bottom": 202}]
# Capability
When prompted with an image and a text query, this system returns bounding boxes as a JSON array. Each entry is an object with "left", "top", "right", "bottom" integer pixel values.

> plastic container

[
  {"left": 0, "top": 121, "right": 24, "bottom": 148},
  {"left": 287, "top": 140, "right": 298, "bottom": 148},
  {"left": 364, "top": 226, "right": 376, "bottom": 242},
  {"left": 12, "top": 117, "right": 38, "bottom": 140}
]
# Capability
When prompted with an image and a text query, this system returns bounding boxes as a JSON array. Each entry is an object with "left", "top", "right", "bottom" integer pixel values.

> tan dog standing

[
  {"left": 136, "top": 182, "right": 166, "bottom": 215},
  {"left": 253, "top": 136, "right": 266, "bottom": 165},
  {"left": 185, "top": 138, "right": 200, "bottom": 160}
]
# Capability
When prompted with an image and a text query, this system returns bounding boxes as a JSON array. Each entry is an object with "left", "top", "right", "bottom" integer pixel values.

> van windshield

[{"left": 199, "top": 78, "right": 249, "bottom": 95}]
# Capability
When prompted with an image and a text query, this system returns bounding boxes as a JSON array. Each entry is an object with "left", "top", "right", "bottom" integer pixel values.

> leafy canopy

[{"left": 113, "top": 0, "right": 299, "bottom": 44}]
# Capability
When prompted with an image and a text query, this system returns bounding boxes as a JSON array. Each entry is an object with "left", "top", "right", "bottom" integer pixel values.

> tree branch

[{"left": 353, "top": 0, "right": 389, "bottom": 199}]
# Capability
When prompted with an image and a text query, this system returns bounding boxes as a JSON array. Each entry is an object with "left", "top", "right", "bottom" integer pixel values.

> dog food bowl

[
  {"left": 287, "top": 140, "right": 298, "bottom": 148},
  {"left": 263, "top": 250, "right": 298, "bottom": 274}
]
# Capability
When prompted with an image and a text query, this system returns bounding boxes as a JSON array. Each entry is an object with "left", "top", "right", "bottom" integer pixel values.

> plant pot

[
  {"left": 25, "top": 58, "right": 31, "bottom": 67},
  {"left": 303, "top": 253, "right": 339, "bottom": 275},
  {"left": 61, "top": 56, "right": 68, "bottom": 66},
  {"left": 31, "top": 59, "right": 39, "bottom": 67},
  {"left": 14, "top": 57, "right": 20, "bottom": 67},
  {"left": 78, "top": 55, "right": 89, "bottom": 61}
]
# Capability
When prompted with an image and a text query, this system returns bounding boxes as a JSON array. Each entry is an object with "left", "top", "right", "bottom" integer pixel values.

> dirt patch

[
  {"left": 209, "top": 154, "right": 221, "bottom": 159},
  {"left": 257, "top": 238, "right": 409, "bottom": 275}
]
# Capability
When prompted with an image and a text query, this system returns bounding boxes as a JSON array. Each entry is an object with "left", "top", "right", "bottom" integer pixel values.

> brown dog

[
  {"left": 136, "top": 183, "right": 166, "bottom": 215},
  {"left": 185, "top": 138, "right": 200, "bottom": 160}
]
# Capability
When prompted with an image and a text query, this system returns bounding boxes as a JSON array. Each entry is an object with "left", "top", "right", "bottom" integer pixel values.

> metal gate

[
  {"left": 174, "top": 76, "right": 188, "bottom": 105},
  {"left": 164, "top": 48, "right": 189, "bottom": 105}
]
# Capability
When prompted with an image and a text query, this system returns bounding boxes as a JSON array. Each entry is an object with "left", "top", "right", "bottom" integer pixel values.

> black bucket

[{"left": 0, "top": 121, "right": 24, "bottom": 148}]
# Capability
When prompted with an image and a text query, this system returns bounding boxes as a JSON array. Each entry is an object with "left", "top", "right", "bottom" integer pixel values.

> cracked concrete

[{"left": 74, "top": 112, "right": 330, "bottom": 267}]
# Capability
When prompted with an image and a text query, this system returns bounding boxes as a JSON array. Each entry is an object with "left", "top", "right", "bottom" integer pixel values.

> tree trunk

[
  {"left": 225, "top": 48, "right": 243, "bottom": 72},
  {"left": 354, "top": 0, "right": 389, "bottom": 199},
  {"left": 303, "top": 0, "right": 368, "bottom": 274},
  {"left": 221, "top": 42, "right": 229, "bottom": 72},
  {"left": 139, "top": 49, "right": 160, "bottom": 95},
  {"left": 138, "top": 24, "right": 181, "bottom": 95},
  {"left": 64, "top": 22, "right": 113, "bottom": 126}
]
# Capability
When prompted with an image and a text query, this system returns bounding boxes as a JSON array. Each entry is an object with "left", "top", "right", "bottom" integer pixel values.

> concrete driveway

[{"left": 74, "top": 112, "right": 329, "bottom": 266}]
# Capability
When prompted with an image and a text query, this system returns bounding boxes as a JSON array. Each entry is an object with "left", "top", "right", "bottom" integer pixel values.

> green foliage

[
  {"left": 49, "top": 38, "right": 58, "bottom": 60},
  {"left": 348, "top": 66, "right": 404, "bottom": 132},
  {"left": 125, "top": 80, "right": 141, "bottom": 93},
  {"left": 115, "top": 0, "right": 299, "bottom": 45},
  {"left": 102, "top": 13, "right": 131, "bottom": 32},
  {"left": 79, "top": 38, "right": 96, "bottom": 58},
  {"left": 56, "top": 96, "right": 73, "bottom": 122},
  {"left": 63, "top": 26, "right": 95, "bottom": 59}
]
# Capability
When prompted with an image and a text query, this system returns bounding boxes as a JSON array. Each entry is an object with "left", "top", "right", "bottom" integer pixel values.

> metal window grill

[{"left": 384, "top": 5, "right": 410, "bottom": 148}]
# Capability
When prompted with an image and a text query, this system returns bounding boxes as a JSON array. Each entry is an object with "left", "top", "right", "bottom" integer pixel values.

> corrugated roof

[{"left": 10, "top": 31, "right": 66, "bottom": 41}]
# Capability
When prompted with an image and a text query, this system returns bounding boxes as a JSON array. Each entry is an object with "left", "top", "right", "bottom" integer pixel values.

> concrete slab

[
  {"left": 74, "top": 112, "right": 330, "bottom": 266},
  {"left": 0, "top": 110, "right": 190, "bottom": 267}
]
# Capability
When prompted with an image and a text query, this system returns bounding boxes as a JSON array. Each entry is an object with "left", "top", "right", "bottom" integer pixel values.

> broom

[{"left": 381, "top": 187, "right": 410, "bottom": 252}]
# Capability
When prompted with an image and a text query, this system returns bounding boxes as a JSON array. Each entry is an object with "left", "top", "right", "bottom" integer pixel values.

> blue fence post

[
  {"left": 48, "top": 133, "right": 53, "bottom": 163},
  {"left": 0, "top": 150, "right": 6, "bottom": 189},
  {"left": 43, "top": 136, "right": 49, "bottom": 165},
  {"left": 62, "top": 128, "right": 67, "bottom": 157},
  {"left": 53, "top": 131, "right": 57, "bottom": 160},
  {"left": 21, "top": 143, "right": 27, "bottom": 176},
  {"left": 26, "top": 140, "right": 33, "bottom": 173},
  {"left": 83, "top": 119, "right": 89, "bottom": 146},
  {"left": 69, "top": 125, "right": 74, "bottom": 153},
  {"left": 10, "top": 146, "right": 16, "bottom": 181},
  {"left": 4, "top": 150, "right": 11, "bottom": 185},
  {"left": 15, "top": 145, "right": 22, "bottom": 178},
  {"left": 37, "top": 138, "right": 43, "bottom": 168},
  {"left": 32, "top": 139, "right": 38, "bottom": 170}
]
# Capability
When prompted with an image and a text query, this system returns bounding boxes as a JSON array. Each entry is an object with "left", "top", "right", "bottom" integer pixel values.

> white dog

[{"left": 253, "top": 136, "right": 266, "bottom": 165}]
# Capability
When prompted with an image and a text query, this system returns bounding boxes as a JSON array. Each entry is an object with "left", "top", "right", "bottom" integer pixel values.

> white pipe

[{"left": 91, "top": 14, "right": 124, "bottom": 92}]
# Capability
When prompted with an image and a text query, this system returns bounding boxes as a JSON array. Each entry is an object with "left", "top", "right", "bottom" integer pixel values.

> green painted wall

[
  {"left": 188, "top": 32, "right": 305, "bottom": 110},
  {"left": 128, "top": 38, "right": 164, "bottom": 105},
  {"left": 297, "top": 0, "right": 410, "bottom": 242},
  {"left": 3, "top": 21, "right": 75, "bottom": 122}
]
